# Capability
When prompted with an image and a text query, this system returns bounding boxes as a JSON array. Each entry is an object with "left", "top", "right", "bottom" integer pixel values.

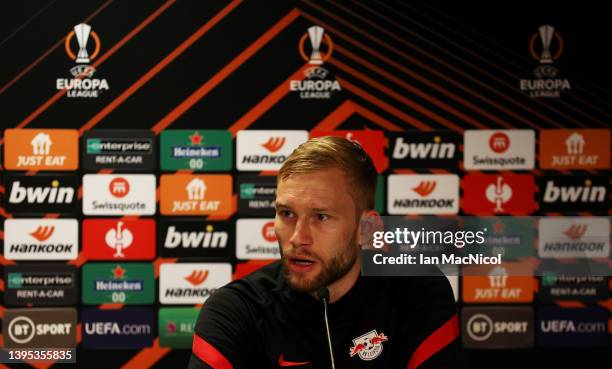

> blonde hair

[{"left": 278, "top": 136, "right": 377, "bottom": 213}]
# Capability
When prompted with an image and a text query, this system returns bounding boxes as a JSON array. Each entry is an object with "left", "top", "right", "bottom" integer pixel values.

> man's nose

[{"left": 289, "top": 217, "right": 313, "bottom": 246}]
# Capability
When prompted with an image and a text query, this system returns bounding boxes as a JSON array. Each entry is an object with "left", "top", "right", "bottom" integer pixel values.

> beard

[{"left": 280, "top": 231, "right": 360, "bottom": 294}]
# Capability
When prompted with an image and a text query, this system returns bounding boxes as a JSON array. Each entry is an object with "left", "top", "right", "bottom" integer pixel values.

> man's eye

[
  {"left": 317, "top": 213, "right": 329, "bottom": 221},
  {"left": 280, "top": 210, "right": 294, "bottom": 218}
]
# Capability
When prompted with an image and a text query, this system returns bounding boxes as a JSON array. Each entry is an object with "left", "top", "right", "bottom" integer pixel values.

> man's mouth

[{"left": 287, "top": 256, "right": 317, "bottom": 271}]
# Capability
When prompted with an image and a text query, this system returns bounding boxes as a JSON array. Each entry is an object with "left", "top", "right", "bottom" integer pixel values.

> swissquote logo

[
  {"left": 539, "top": 129, "right": 610, "bottom": 170},
  {"left": 464, "top": 130, "right": 535, "bottom": 170},
  {"left": 290, "top": 26, "right": 341, "bottom": 99},
  {"left": 4, "top": 219, "right": 78, "bottom": 260},
  {"left": 82, "top": 219, "right": 156, "bottom": 260},
  {"left": 387, "top": 174, "right": 459, "bottom": 215},
  {"left": 349, "top": 330, "right": 388, "bottom": 361},
  {"left": 236, "top": 130, "right": 308, "bottom": 171},
  {"left": 159, "top": 263, "right": 232, "bottom": 304},
  {"left": 462, "top": 174, "right": 536, "bottom": 215},
  {"left": 160, "top": 220, "right": 232, "bottom": 258},
  {"left": 519, "top": 25, "right": 571, "bottom": 98},
  {"left": 4, "top": 174, "right": 79, "bottom": 214},
  {"left": 388, "top": 131, "right": 460, "bottom": 169},
  {"left": 236, "top": 219, "right": 281, "bottom": 260},
  {"left": 538, "top": 217, "right": 609, "bottom": 258},
  {"left": 539, "top": 175, "right": 608, "bottom": 212},
  {"left": 57, "top": 23, "right": 109, "bottom": 98},
  {"left": 160, "top": 174, "right": 232, "bottom": 216},
  {"left": 82, "top": 174, "right": 156, "bottom": 215},
  {"left": 4, "top": 129, "right": 79, "bottom": 170}
]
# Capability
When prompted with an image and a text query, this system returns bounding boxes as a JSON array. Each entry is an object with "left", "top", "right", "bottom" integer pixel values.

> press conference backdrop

[{"left": 0, "top": 0, "right": 610, "bottom": 368}]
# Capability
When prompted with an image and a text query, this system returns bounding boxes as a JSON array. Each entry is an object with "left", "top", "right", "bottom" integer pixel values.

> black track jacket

[{"left": 188, "top": 261, "right": 460, "bottom": 369}]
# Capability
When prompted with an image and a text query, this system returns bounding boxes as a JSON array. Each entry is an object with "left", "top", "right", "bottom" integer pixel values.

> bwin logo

[
  {"left": 164, "top": 225, "right": 228, "bottom": 249},
  {"left": 392, "top": 137, "right": 455, "bottom": 160},
  {"left": 9, "top": 180, "right": 75, "bottom": 204},
  {"left": 543, "top": 180, "right": 606, "bottom": 203}
]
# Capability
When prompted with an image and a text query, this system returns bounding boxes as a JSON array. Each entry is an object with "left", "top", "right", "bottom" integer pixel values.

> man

[{"left": 188, "top": 136, "right": 459, "bottom": 369}]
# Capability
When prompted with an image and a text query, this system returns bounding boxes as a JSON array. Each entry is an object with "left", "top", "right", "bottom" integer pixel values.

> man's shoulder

[{"left": 207, "top": 260, "right": 283, "bottom": 309}]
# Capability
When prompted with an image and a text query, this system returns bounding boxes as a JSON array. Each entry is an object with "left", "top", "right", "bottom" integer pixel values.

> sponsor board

[
  {"left": 463, "top": 217, "right": 534, "bottom": 259},
  {"left": 237, "top": 175, "right": 277, "bottom": 216},
  {"left": 4, "top": 218, "right": 78, "bottom": 260},
  {"left": 82, "top": 218, "right": 156, "bottom": 260},
  {"left": 3, "top": 129, "right": 79, "bottom": 170},
  {"left": 539, "top": 271, "right": 608, "bottom": 302},
  {"left": 4, "top": 174, "right": 79, "bottom": 214},
  {"left": 464, "top": 130, "right": 535, "bottom": 170},
  {"left": 539, "top": 175, "right": 609, "bottom": 213},
  {"left": 387, "top": 174, "right": 459, "bottom": 215},
  {"left": 2, "top": 308, "right": 77, "bottom": 348},
  {"left": 236, "top": 130, "right": 308, "bottom": 171},
  {"left": 310, "top": 130, "right": 387, "bottom": 173},
  {"left": 82, "top": 174, "right": 156, "bottom": 215},
  {"left": 82, "top": 263, "right": 155, "bottom": 305},
  {"left": 537, "top": 307, "right": 609, "bottom": 346},
  {"left": 81, "top": 130, "right": 156, "bottom": 171},
  {"left": 160, "top": 130, "right": 232, "bottom": 171},
  {"left": 81, "top": 308, "right": 154, "bottom": 349},
  {"left": 3, "top": 265, "right": 78, "bottom": 306},
  {"left": 158, "top": 308, "right": 199, "bottom": 348},
  {"left": 159, "top": 219, "right": 233, "bottom": 259},
  {"left": 388, "top": 131, "right": 460, "bottom": 169},
  {"left": 538, "top": 217, "right": 609, "bottom": 258},
  {"left": 159, "top": 174, "right": 233, "bottom": 216},
  {"left": 462, "top": 174, "right": 536, "bottom": 215},
  {"left": 159, "top": 263, "right": 232, "bottom": 304},
  {"left": 539, "top": 129, "right": 610, "bottom": 170},
  {"left": 236, "top": 219, "right": 281, "bottom": 260},
  {"left": 461, "top": 306, "right": 534, "bottom": 348},
  {"left": 462, "top": 262, "right": 534, "bottom": 303}
]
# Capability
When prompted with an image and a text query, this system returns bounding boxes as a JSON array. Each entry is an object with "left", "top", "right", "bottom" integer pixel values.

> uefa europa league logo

[
  {"left": 65, "top": 23, "right": 100, "bottom": 65},
  {"left": 538, "top": 25, "right": 554, "bottom": 64},
  {"left": 307, "top": 26, "right": 324, "bottom": 64},
  {"left": 299, "top": 25, "right": 333, "bottom": 65},
  {"left": 529, "top": 24, "right": 563, "bottom": 65},
  {"left": 74, "top": 23, "right": 92, "bottom": 63}
]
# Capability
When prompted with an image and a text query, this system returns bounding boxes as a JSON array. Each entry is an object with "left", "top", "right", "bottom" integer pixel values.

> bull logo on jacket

[{"left": 349, "top": 330, "right": 388, "bottom": 361}]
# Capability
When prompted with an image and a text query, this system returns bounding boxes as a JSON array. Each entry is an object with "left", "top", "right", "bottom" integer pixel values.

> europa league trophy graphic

[
  {"left": 538, "top": 25, "right": 554, "bottom": 64},
  {"left": 307, "top": 26, "right": 324, "bottom": 65},
  {"left": 74, "top": 23, "right": 92, "bottom": 64}
]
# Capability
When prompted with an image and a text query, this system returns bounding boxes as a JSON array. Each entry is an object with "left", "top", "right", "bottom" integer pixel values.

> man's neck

[{"left": 312, "top": 257, "right": 361, "bottom": 304}]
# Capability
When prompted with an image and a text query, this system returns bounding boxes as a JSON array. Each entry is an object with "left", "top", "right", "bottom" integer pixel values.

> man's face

[{"left": 275, "top": 168, "right": 361, "bottom": 294}]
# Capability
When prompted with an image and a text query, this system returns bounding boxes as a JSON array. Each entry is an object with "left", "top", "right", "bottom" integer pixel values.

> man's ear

[{"left": 357, "top": 210, "right": 383, "bottom": 249}]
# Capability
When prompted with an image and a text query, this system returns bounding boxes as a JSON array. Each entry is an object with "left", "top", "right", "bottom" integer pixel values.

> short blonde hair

[{"left": 278, "top": 136, "right": 377, "bottom": 213}]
